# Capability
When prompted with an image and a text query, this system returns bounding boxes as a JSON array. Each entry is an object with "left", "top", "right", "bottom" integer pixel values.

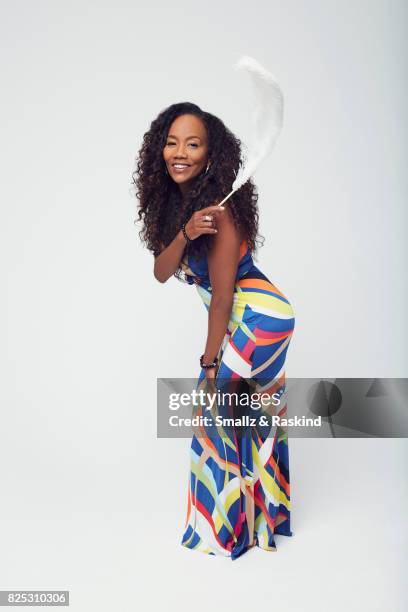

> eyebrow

[{"left": 167, "top": 134, "right": 201, "bottom": 140}]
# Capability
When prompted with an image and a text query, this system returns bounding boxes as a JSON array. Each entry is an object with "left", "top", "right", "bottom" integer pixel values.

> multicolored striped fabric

[{"left": 179, "top": 239, "right": 295, "bottom": 559}]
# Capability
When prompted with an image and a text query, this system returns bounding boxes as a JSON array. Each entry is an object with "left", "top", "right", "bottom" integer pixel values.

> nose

[{"left": 175, "top": 144, "right": 188, "bottom": 158}]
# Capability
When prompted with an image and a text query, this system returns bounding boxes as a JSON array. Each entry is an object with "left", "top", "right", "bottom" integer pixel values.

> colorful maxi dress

[{"left": 179, "top": 239, "right": 296, "bottom": 559}]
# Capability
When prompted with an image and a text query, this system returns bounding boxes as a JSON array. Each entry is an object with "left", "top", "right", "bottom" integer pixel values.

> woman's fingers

[
  {"left": 198, "top": 214, "right": 214, "bottom": 223},
  {"left": 196, "top": 225, "right": 217, "bottom": 234},
  {"left": 198, "top": 217, "right": 215, "bottom": 229},
  {"left": 203, "top": 204, "right": 225, "bottom": 216},
  {"left": 195, "top": 211, "right": 216, "bottom": 234},
  {"left": 189, "top": 205, "right": 225, "bottom": 238}
]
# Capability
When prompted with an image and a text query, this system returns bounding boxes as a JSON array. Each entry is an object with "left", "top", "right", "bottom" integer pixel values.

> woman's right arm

[
  {"left": 153, "top": 204, "right": 226, "bottom": 283},
  {"left": 153, "top": 229, "right": 187, "bottom": 283}
]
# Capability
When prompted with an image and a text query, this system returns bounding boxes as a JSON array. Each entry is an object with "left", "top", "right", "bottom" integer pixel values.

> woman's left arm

[{"left": 202, "top": 206, "right": 242, "bottom": 378}]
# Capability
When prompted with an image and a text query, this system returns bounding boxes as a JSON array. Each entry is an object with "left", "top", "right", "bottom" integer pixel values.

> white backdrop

[{"left": 1, "top": 1, "right": 407, "bottom": 611}]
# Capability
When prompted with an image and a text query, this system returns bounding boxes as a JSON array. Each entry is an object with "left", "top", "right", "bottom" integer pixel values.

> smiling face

[{"left": 163, "top": 114, "right": 210, "bottom": 194}]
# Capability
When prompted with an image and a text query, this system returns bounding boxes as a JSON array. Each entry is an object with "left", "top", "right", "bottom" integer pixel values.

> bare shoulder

[{"left": 215, "top": 204, "right": 244, "bottom": 243}]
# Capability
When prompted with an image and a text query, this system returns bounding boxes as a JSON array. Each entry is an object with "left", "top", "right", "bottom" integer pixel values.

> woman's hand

[
  {"left": 204, "top": 367, "right": 218, "bottom": 407},
  {"left": 184, "top": 205, "right": 225, "bottom": 241},
  {"left": 205, "top": 366, "right": 217, "bottom": 380}
]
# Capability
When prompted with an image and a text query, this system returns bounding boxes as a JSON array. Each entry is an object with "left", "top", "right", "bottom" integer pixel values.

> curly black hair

[{"left": 132, "top": 101, "right": 264, "bottom": 281}]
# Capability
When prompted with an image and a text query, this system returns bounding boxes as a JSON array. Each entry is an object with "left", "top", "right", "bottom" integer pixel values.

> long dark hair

[{"left": 132, "top": 101, "right": 264, "bottom": 280}]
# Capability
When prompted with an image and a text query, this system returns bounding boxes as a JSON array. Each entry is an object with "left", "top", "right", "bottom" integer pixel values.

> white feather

[{"left": 217, "top": 55, "right": 284, "bottom": 207}]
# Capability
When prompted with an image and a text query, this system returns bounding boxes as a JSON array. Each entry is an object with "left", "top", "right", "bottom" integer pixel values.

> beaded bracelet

[
  {"left": 181, "top": 222, "right": 192, "bottom": 244},
  {"left": 200, "top": 354, "right": 219, "bottom": 369}
]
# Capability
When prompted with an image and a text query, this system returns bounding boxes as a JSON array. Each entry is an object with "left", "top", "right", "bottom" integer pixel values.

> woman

[{"left": 134, "top": 102, "right": 295, "bottom": 559}]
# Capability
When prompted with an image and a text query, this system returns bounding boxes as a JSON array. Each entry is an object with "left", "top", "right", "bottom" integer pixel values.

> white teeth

[{"left": 174, "top": 164, "right": 189, "bottom": 168}]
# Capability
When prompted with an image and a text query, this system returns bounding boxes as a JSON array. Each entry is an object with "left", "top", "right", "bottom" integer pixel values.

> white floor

[{"left": 0, "top": 439, "right": 406, "bottom": 611}]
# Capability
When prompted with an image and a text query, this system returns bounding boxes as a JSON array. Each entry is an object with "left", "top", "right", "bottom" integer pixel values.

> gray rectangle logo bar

[
  {"left": 157, "top": 377, "right": 408, "bottom": 438},
  {"left": 0, "top": 592, "right": 69, "bottom": 606}
]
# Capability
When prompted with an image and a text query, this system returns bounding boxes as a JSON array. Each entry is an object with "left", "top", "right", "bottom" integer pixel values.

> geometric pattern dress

[{"left": 179, "top": 239, "right": 296, "bottom": 560}]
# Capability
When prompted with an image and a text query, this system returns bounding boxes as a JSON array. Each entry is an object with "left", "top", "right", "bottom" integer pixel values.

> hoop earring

[{"left": 205, "top": 161, "right": 210, "bottom": 173}]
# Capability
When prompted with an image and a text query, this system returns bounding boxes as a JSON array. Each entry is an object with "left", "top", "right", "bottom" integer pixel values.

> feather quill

[{"left": 217, "top": 55, "right": 284, "bottom": 207}]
